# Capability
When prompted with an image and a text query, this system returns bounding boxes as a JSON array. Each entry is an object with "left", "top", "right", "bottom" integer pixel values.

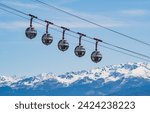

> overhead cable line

[
  {"left": 0, "top": 7, "right": 28, "bottom": 20},
  {"left": 29, "top": 16, "right": 150, "bottom": 60},
  {"left": 0, "top": 3, "right": 150, "bottom": 62},
  {"left": 0, "top": 5, "right": 150, "bottom": 62},
  {"left": 33, "top": 0, "right": 150, "bottom": 47},
  {"left": 0, "top": 2, "right": 28, "bottom": 16}
]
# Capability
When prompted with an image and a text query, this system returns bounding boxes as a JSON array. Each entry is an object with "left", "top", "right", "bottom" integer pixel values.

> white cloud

[
  {"left": 10, "top": 2, "right": 39, "bottom": 9},
  {"left": 55, "top": 19, "right": 125, "bottom": 28},
  {"left": 1, "top": 0, "right": 40, "bottom": 9},
  {"left": 0, "top": 1, "right": 129, "bottom": 29},
  {"left": 0, "top": 21, "right": 43, "bottom": 30},
  {"left": 50, "top": 7, "right": 127, "bottom": 28},
  {"left": 50, "top": 0, "right": 78, "bottom": 5},
  {"left": 120, "top": 9, "right": 149, "bottom": 16}
]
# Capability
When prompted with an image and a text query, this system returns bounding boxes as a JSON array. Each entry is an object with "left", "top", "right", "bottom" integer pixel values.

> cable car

[
  {"left": 91, "top": 38, "right": 102, "bottom": 63},
  {"left": 74, "top": 33, "right": 86, "bottom": 57},
  {"left": 41, "top": 20, "right": 53, "bottom": 46},
  {"left": 58, "top": 27, "right": 69, "bottom": 52},
  {"left": 41, "top": 33, "right": 53, "bottom": 45},
  {"left": 25, "top": 14, "right": 37, "bottom": 39},
  {"left": 25, "top": 27, "right": 37, "bottom": 39},
  {"left": 74, "top": 45, "right": 86, "bottom": 57},
  {"left": 58, "top": 39, "right": 69, "bottom": 51},
  {"left": 91, "top": 51, "right": 102, "bottom": 63}
]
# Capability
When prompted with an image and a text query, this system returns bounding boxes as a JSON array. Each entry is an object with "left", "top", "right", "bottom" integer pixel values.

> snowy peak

[
  {"left": 103, "top": 62, "right": 150, "bottom": 79},
  {"left": 57, "top": 62, "right": 150, "bottom": 84},
  {"left": 0, "top": 76, "right": 23, "bottom": 89},
  {"left": 0, "top": 75, "right": 20, "bottom": 85},
  {"left": 0, "top": 62, "right": 150, "bottom": 87}
]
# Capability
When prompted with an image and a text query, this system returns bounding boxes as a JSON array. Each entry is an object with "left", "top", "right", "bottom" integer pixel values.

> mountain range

[{"left": 0, "top": 62, "right": 150, "bottom": 96}]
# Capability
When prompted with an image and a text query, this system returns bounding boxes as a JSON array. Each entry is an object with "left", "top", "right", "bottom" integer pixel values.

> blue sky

[{"left": 0, "top": 0, "right": 150, "bottom": 76}]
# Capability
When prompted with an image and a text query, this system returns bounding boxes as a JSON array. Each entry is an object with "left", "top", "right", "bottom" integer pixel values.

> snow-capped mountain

[
  {"left": 0, "top": 62, "right": 150, "bottom": 96},
  {"left": 0, "top": 75, "right": 21, "bottom": 86}
]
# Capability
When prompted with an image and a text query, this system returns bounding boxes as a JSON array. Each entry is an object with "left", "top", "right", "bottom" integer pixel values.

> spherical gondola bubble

[
  {"left": 58, "top": 39, "right": 69, "bottom": 51},
  {"left": 25, "top": 27, "right": 37, "bottom": 39},
  {"left": 74, "top": 45, "right": 86, "bottom": 57},
  {"left": 42, "top": 33, "right": 53, "bottom": 45},
  {"left": 91, "top": 51, "right": 102, "bottom": 63}
]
